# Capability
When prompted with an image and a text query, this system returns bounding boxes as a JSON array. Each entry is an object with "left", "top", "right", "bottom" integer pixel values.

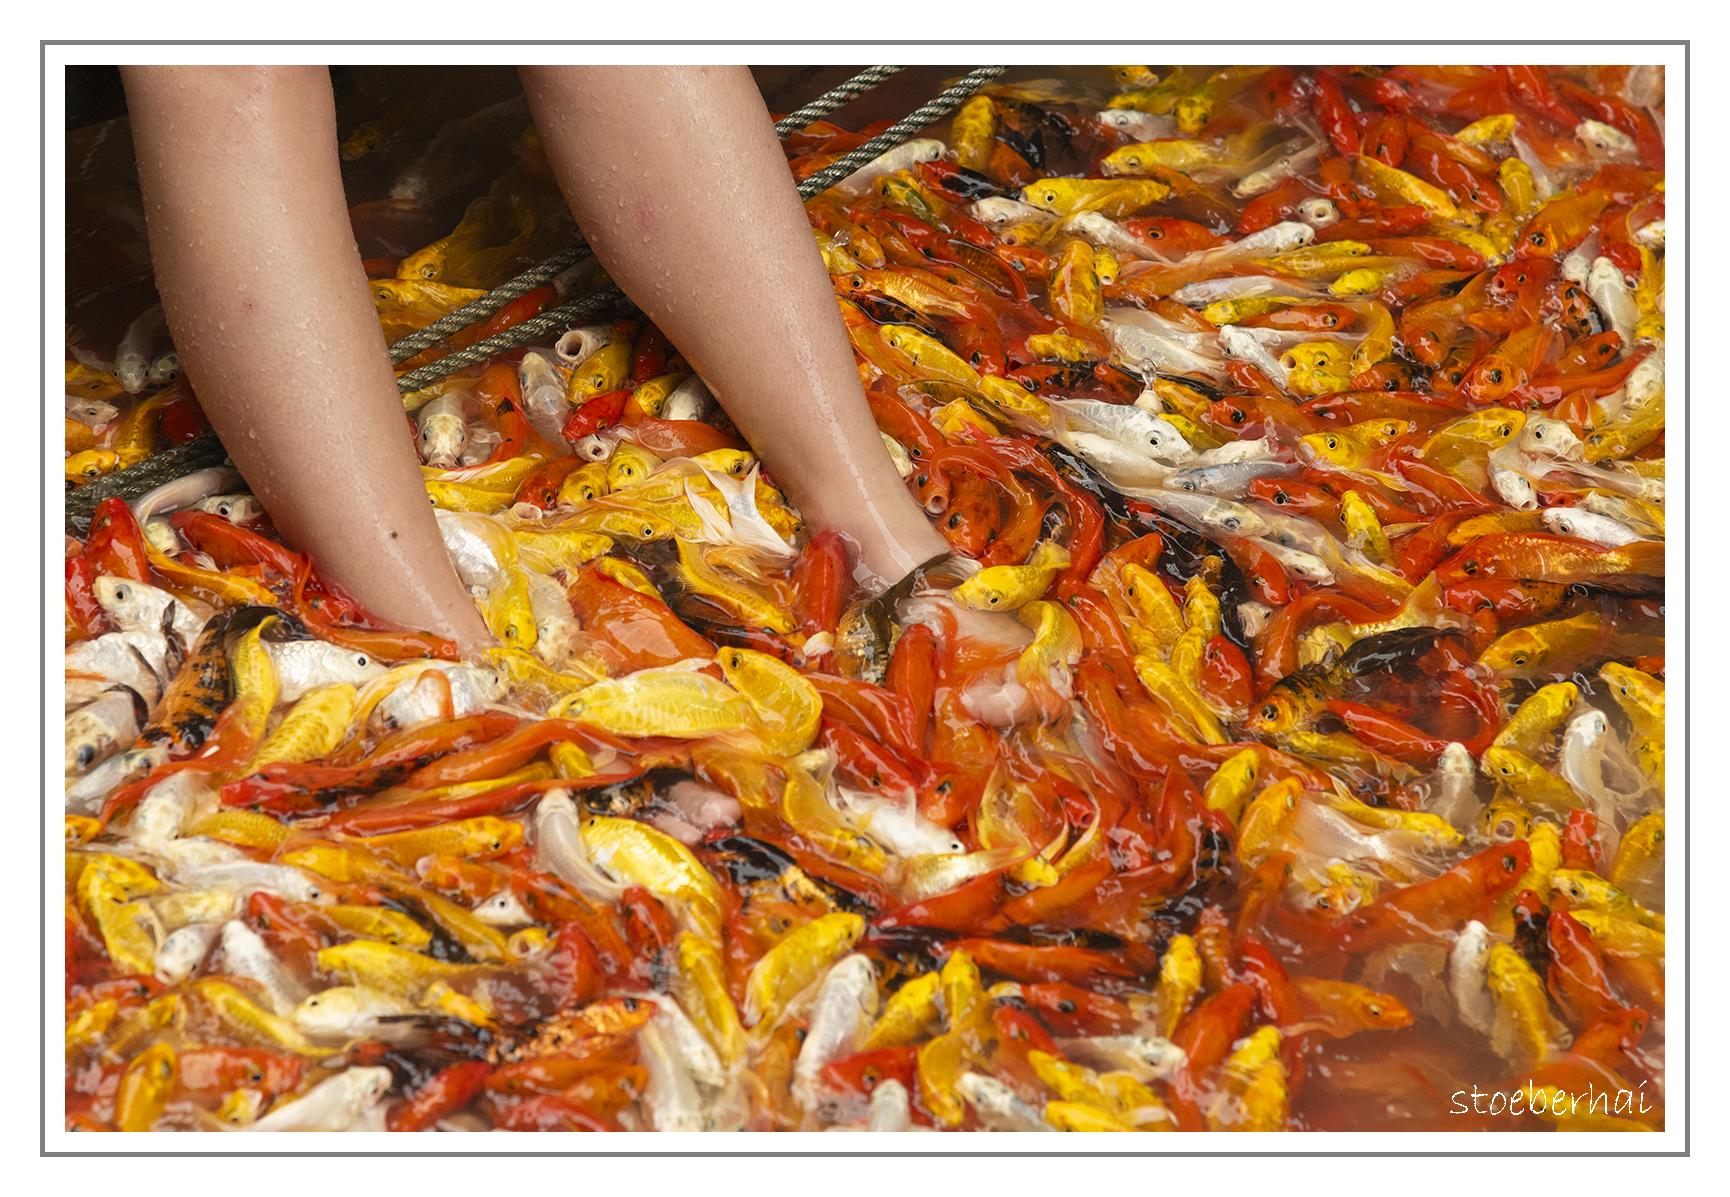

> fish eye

[
  {"left": 1325, "top": 437, "right": 1338, "bottom": 450},
  {"left": 1462, "top": 560, "right": 1478, "bottom": 575},
  {"left": 1502, "top": 853, "right": 1519, "bottom": 871},
  {"left": 114, "top": 584, "right": 129, "bottom": 599},
  {"left": 77, "top": 746, "right": 95, "bottom": 768},
  {"left": 1223, "top": 517, "right": 1241, "bottom": 531},
  {"left": 1512, "top": 654, "right": 1528, "bottom": 667},
  {"left": 1261, "top": 704, "right": 1278, "bottom": 720},
  {"left": 1368, "top": 1003, "right": 1383, "bottom": 1017}
]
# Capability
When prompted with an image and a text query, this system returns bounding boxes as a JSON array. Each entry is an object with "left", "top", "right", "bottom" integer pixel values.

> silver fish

[
  {"left": 241, "top": 1068, "right": 393, "bottom": 1132},
  {"left": 956, "top": 1072, "right": 1049, "bottom": 1132},
  {"left": 1447, "top": 920, "right": 1496, "bottom": 1036}
]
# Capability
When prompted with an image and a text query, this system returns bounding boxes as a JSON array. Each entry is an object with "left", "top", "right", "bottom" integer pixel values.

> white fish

[
  {"left": 1423, "top": 742, "right": 1479, "bottom": 833},
  {"left": 1296, "top": 197, "right": 1340, "bottom": 229},
  {"left": 473, "top": 890, "right": 535, "bottom": 928},
  {"left": 154, "top": 923, "right": 222, "bottom": 985},
  {"left": 1051, "top": 397, "right": 1195, "bottom": 463},
  {"left": 1447, "top": 920, "right": 1496, "bottom": 1035},
  {"left": 369, "top": 661, "right": 504, "bottom": 730},
  {"left": 92, "top": 576, "right": 207, "bottom": 651},
  {"left": 268, "top": 640, "right": 387, "bottom": 704},
  {"left": 662, "top": 375, "right": 714, "bottom": 423},
  {"left": 1171, "top": 275, "right": 1317, "bottom": 307},
  {"left": 65, "top": 689, "right": 141, "bottom": 775},
  {"left": 1254, "top": 538, "right": 1335, "bottom": 585},
  {"left": 198, "top": 493, "right": 266, "bottom": 523},
  {"left": 416, "top": 391, "right": 471, "bottom": 469},
  {"left": 1052, "top": 1035, "right": 1187, "bottom": 1083},
  {"left": 219, "top": 920, "right": 309, "bottom": 1016},
  {"left": 533, "top": 789, "right": 627, "bottom": 903},
  {"left": 1560, "top": 242, "right": 1597, "bottom": 286},
  {"left": 66, "top": 394, "right": 118, "bottom": 427},
  {"left": 637, "top": 1019, "right": 704, "bottom": 1132},
  {"left": 554, "top": 324, "right": 613, "bottom": 369},
  {"left": 834, "top": 787, "right": 963, "bottom": 859},
  {"left": 65, "top": 746, "right": 166, "bottom": 815},
  {"left": 971, "top": 196, "right": 1060, "bottom": 231},
  {"left": 1288, "top": 799, "right": 1441, "bottom": 880},
  {"left": 1625, "top": 354, "right": 1664, "bottom": 407},
  {"left": 241, "top": 1068, "right": 393, "bottom": 1132},
  {"left": 1098, "top": 306, "right": 1229, "bottom": 380},
  {"left": 1096, "top": 108, "right": 1175, "bottom": 143},
  {"left": 1557, "top": 708, "right": 1648, "bottom": 846},
  {"left": 1199, "top": 220, "right": 1314, "bottom": 261},
  {"left": 792, "top": 954, "right": 880, "bottom": 1109},
  {"left": 1066, "top": 211, "right": 1158, "bottom": 261},
  {"left": 1587, "top": 256, "right": 1639, "bottom": 345},
  {"left": 1541, "top": 507, "right": 1644, "bottom": 547},
  {"left": 1576, "top": 120, "right": 1637, "bottom": 161},
  {"left": 128, "top": 769, "right": 211, "bottom": 845},
  {"left": 1061, "top": 432, "right": 1174, "bottom": 489},
  {"left": 1218, "top": 324, "right": 1292, "bottom": 389},
  {"left": 173, "top": 862, "right": 334, "bottom": 905},
  {"left": 291, "top": 986, "right": 419, "bottom": 1041},
  {"left": 683, "top": 461, "right": 797, "bottom": 562},
  {"left": 1632, "top": 219, "right": 1664, "bottom": 248},
  {"left": 956, "top": 1072, "right": 1049, "bottom": 1132},
  {"left": 522, "top": 568, "right": 583, "bottom": 669},
  {"left": 147, "top": 351, "right": 180, "bottom": 386},
  {"left": 1233, "top": 143, "right": 1323, "bottom": 198},
  {"left": 1166, "top": 459, "right": 1297, "bottom": 498},
  {"left": 128, "top": 463, "right": 247, "bottom": 525},
  {"left": 1237, "top": 601, "right": 1273, "bottom": 639},
  {"left": 1128, "top": 488, "right": 1267, "bottom": 540},
  {"left": 866, "top": 1078, "right": 912, "bottom": 1132},
  {"left": 646, "top": 992, "right": 726, "bottom": 1088},
  {"left": 1516, "top": 416, "right": 1583, "bottom": 460},
  {"left": 141, "top": 518, "right": 185, "bottom": 558},
  {"left": 1246, "top": 504, "right": 1337, "bottom": 557},
  {"left": 433, "top": 509, "right": 516, "bottom": 591},
  {"left": 66, "top": 631, "right": 174, "bottom": 709},
  {"left": 1489, "top": 461, "right": 1539, "bottom": 511},
  {"left": 115, "top": 303, "right": 166, "bottom": 394},
  {"left": 831, "top": 138, "right": 944, "bottom": 195},
  {"left": 518, "top": 349, "right": 572, "bottom": 446}
]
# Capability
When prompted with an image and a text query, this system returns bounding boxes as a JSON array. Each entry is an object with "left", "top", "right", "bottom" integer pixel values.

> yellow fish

[
  {"left": 551, "top": 667, "right": 756, "bottom": 739},
  {"left": 951, "top": 541, "right": 1070, "bottom": 610},
  {"left": 743, "top": 911, "right": 865, "bottom": 1028}
]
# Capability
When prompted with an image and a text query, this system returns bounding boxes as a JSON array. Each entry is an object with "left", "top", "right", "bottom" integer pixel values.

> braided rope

[{"left": 772, "top": 64, "right": 904, "bottom": 137}]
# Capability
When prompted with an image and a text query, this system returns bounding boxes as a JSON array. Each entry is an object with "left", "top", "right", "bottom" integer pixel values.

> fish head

[
  {"left": 1246, "top": 689, "right": 1304, "bottom": 735},
  {"left": 1476, "top": 629, "right": 1545, "bottom": 676},
  {"left": 292, "top": 987, "right": 368, "bottom": 1036},
  {"left": 1352, "top": 990, "right": 1415, "bottom": 1030},
  {"left": 1296, "top": 430, "right": 1360, "bottom": 470}
]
